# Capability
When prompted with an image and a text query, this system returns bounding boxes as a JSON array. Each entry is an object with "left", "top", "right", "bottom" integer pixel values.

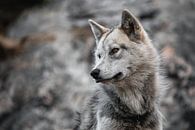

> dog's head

[{"left": 89, "top": 9, "right": 156, "bottom": 84}]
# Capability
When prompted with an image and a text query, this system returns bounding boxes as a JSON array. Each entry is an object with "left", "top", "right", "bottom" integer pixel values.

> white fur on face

[
  {"left": 93, "top": 28, "right": 150, "bottom": 82},
  {"left": 93, "top": 29, "right": 130, "bottom": 80}
]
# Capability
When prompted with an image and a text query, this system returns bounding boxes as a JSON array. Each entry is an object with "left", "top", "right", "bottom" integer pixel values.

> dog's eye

[
  {"left": 97, "top": 54, "right": 101, "bottom": 59},
  {"left": 109, "top": 48, "right": 119, "bottom": 55}
]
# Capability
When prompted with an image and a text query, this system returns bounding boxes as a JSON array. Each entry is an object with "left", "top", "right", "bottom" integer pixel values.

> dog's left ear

[
  {"left": 88, "top": 19, "right": 109, "bottom": 44},
  {"left": 121, "top": 9, "right": 144, "bottom": 42}
]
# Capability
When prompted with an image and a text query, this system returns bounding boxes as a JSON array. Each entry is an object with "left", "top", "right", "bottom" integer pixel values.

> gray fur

[{"left": 74, "top": 9, "right": 163, "bottom": 130}]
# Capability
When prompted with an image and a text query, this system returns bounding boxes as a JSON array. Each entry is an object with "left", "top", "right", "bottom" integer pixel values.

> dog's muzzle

[{"left": 91, "top": 70, "right": 123, "bottom": 83}]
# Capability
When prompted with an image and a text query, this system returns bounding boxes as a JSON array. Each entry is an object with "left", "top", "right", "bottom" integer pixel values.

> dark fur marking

[
  {"left": 73, "top": 112, "right": 81, "bottom": 130},
  {"left": 101, "top": 86, "right": 154, "bottom": 127},
  {"left": 120, "top": 44, "right": 128, "bottom": 50}
]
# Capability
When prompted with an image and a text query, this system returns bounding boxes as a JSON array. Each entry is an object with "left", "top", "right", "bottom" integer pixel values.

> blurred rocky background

[{"left": 0, "top": 0, "right": 195, "bottom": 130}]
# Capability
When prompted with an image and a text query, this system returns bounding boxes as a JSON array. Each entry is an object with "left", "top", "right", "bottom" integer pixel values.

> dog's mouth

[{"left": 95, "top": 72, "right": 123, "bottom": 83}]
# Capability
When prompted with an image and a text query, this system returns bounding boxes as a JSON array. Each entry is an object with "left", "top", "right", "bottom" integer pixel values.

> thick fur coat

[{"left": 74, "top": 9, "right": 163, "bottom": 130}]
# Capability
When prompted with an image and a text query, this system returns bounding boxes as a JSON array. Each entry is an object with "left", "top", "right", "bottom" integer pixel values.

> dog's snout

[{"left": 90, "top": 69, "right": 100, "bottom": 79}]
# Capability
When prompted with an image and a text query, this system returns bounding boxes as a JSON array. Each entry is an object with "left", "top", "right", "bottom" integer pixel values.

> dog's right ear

[{"left": 88, "top": 19, "right": 109, "bottom": 44}]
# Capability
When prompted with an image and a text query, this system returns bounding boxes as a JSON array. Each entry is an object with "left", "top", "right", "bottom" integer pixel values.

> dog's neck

[{"left": 113, "top": 67, "right": 157, "bottom": 115}]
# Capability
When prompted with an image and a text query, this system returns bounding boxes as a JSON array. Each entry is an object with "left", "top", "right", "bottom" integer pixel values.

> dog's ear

[
  {"left": 88, "top": 19, "right": 109, "bottom": 44},
  {"left": 121, "top": 9, "right": 144, "bottom": 42}
]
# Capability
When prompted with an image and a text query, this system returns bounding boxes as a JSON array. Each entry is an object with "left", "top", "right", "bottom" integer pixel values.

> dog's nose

[{"left": 90, "top": 69, "right": 100, "bottom": 79}]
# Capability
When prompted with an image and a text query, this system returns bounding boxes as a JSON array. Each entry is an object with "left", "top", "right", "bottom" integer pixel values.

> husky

[{"left": 74, "top": 9, "right": 164, "bottom": 130}]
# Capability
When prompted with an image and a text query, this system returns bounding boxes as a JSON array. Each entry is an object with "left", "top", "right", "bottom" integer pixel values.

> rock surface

[{"left": 0, "top": 0, "right": 195, "bottom": 130}]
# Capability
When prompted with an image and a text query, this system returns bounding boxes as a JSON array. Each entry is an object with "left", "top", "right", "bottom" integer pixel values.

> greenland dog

[{"left": 74, "top": 9, "right": 163, "bottom": 130}]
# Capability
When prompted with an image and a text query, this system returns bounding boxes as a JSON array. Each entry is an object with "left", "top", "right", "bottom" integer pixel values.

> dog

[{"left": 74, "top": 9, "right": 164, "bottom": 130}]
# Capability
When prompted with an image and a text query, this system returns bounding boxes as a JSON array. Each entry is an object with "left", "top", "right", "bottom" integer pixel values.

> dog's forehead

[
  {"left": 104, "top": 28, "right": 130, "bottom": 45},
  {"left": 96, "top": 28, "right": 130, "bottom": 52}
]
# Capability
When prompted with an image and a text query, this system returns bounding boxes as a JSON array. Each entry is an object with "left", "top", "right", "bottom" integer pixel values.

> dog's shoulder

[{"left": 73, "top": 88, "right": 105, "bottom": 130}]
